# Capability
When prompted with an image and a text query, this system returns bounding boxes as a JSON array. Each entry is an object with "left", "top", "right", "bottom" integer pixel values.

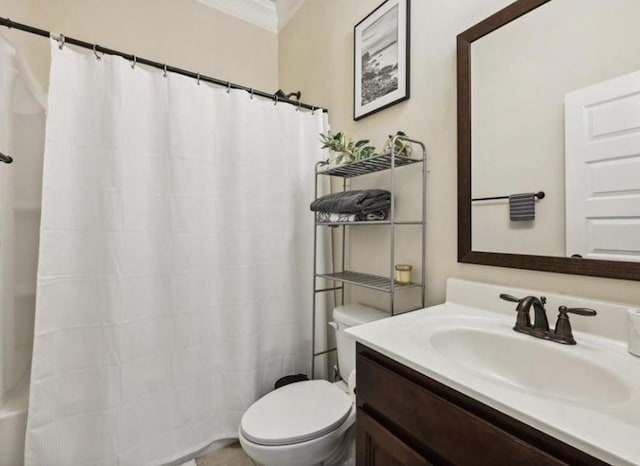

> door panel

[{"left": 565, "top": 70, "right": 640, "bottom": 260}]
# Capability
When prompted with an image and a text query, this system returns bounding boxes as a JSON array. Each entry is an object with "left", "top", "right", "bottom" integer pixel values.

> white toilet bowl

[
  {"left": 239, "top": 304, "right": 388, "bottom": 466},
  {"left": 238, "top": 380, "right": 355, "bottom": 466}
]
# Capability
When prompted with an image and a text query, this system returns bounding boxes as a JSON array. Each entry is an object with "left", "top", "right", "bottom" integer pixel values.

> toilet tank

[{"left": 332, "top": 304, "right": 388, "bottom": 380}]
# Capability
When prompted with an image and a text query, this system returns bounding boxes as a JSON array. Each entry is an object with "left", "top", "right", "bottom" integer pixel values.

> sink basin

[
  {"left": 428, "top": 325, "right": 631, "bottom": 405},
  {"left": 347, "top": 279, "right": 640, "bottom": 466}
]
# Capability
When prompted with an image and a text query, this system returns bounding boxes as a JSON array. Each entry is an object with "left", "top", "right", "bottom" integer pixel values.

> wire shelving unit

[{"left": 311, "top": 136, "right": 427, "bottom": 378}]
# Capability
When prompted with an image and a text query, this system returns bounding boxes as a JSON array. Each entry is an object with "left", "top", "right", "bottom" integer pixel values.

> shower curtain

[{"left": 25, "top": 40, "right": 328, "bottom": 465}]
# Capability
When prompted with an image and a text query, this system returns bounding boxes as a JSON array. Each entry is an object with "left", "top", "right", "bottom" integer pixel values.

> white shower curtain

[{"left": 26, "top": 40, "right": 327, "bottom": 465}]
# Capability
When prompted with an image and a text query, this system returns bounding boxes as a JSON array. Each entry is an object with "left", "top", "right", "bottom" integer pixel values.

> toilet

[{"left": 238, "top": 304, "right": 388, "bottom": 466}]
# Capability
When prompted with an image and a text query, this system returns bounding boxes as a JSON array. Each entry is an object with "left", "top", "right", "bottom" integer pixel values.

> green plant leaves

[
  {"left": 383, "top": 130, "right": 413, "bottom": 158},
  {"left": 319, "top": 130, "right": 411, "bottom": 165}
]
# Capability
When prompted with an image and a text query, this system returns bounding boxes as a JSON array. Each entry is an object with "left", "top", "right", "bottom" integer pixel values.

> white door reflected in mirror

[
  {"left": 470, "top": 0, "right": 640, "bottom": 261},
  {"left": 565, "top": 70, "right": 640, "bottom": 262}
]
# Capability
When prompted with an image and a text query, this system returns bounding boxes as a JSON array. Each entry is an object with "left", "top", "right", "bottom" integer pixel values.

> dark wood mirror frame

[{"left": 457, "top": 0, "right": 640, "bottom": 281}]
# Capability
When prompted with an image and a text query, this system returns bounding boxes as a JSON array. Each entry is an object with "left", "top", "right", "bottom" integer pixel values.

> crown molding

[
  {"left": 196, "top": 0, "right": 307, "bottom": 33},
  {"left": 196, "top": 0, "right": 278, "bottom": 33},
  {"left": 276, "top": 0, "right": 307, "bottom": 30}
]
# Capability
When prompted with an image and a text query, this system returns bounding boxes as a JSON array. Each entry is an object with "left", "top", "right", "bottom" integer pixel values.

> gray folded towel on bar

[
  {"left": 310, "top": 190, "right": 391, "bottom": 214},
  {"left": 509, "top": 193, "right": 536, "bottom": 221}
]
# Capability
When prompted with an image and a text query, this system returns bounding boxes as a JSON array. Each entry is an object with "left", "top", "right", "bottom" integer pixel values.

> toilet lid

[{"left": 240, "top": 380, "right": 353, "bottom": 446}]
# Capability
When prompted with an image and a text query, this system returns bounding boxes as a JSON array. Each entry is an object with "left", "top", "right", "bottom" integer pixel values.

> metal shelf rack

[
  {"left": 311, "top": 136, "right": 427, "bottom": 377},
  {"left": 315, "top": 271, "right": 422, "bottom": 293}
]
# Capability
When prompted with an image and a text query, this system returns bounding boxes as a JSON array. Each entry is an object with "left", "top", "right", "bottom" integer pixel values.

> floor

[{"left": 196, "top": 442, "right": 256, "bottom": 466}]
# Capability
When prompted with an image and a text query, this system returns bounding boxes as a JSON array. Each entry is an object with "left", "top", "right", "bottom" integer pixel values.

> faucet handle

[
  {"left": 499, "top": 294, "right": 547, "bottom": 305},
  {"left": 559, "top": 305, "right": 596, "bottom": 317},
  {"left": 499, "top": 293, "right": 522, "bottom": 303},
  {"left": 552, "top": 305, "right": 597, "bottom": 345}
]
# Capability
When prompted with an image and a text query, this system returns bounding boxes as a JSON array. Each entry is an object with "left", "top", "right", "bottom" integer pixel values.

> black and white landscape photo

[
  {"left": 354, "top": 0, "right": 410, "bottom": 120},
  {"left": 361, "top": 6, "right": 399, "bottom": 106}
]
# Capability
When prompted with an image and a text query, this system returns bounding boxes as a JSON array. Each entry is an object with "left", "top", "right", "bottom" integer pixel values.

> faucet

[
  {"left": 499, "top": 294, "right": 596, "bottom": 345},
  {"left": 500, "top": 294, "right": 549, "bottom": 336}
]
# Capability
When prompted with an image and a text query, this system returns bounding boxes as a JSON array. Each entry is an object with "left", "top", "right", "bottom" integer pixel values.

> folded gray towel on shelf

[
  {"left": 509, "top": 193, "right": 536, "bottom": 221},
  {"left": 310, "top": 189, "right": 391, "bottom": 214}
]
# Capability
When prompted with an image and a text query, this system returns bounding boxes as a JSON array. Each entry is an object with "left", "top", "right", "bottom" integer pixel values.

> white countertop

[{"left": 346, "top": 279, "right": 640, "bottom": 466}]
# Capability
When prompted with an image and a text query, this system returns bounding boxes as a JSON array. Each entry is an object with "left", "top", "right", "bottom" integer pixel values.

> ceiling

[{"left": 196, "top": 0, "right": 307, "bottom": 33}]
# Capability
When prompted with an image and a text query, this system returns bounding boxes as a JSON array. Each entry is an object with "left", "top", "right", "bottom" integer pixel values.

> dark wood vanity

[{"left": 355, "top": 343, "right": 608, "bottom": 466}]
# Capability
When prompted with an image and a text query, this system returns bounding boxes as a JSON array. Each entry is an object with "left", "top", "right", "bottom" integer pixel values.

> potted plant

[
  {"left": 383, "top": 131, "right": 413, "bottom": 158},
  {"left": 319, "top": 132, "right": 377, "bottom": 165}
]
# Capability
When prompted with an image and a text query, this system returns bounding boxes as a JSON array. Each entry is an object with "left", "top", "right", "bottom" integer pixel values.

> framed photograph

[{"left": 354, "top": 0, "right": 410, "bottom": 121}]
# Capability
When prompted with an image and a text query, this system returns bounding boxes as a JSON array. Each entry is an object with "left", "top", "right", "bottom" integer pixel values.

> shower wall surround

[{"left": 0, "top": 31, "right": 46, "bottom": 466}]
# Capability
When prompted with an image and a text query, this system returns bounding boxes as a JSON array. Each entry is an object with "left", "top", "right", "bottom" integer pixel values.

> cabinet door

[{"left": 357, "top": 409, "right": 431, "bottom": 466}]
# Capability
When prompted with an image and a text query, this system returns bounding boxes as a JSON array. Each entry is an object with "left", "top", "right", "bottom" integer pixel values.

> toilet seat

[{"left": 240, "top": 380, "right": 353, "bottom": 446}]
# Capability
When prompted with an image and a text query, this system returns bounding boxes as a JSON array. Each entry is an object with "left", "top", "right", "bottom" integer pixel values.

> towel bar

[{"left": 472, "top": 191, "right": 545, "bottom": 202}]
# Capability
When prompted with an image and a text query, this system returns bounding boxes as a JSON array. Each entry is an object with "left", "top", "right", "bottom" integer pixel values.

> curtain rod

[{"left": 0, "top": 16, "right": 328, "bottom": 114}]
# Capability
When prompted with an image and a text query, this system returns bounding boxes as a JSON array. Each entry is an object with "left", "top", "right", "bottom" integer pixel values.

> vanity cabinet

[
  {"left": 355, "top": 343, "right": 608, "bottom": 466},
  {"left": 357, "top": 409, "right": 431, "bottom": 466}
]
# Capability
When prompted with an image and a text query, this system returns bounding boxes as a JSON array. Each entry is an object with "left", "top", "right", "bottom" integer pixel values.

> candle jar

[{"left": 395, "top": 264, "right": 412, "bottom": 284}]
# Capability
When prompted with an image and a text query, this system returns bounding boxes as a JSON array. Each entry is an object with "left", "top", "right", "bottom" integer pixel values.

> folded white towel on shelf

[
  {"left": 316, "top": 210, "right": 388, "bottom": 223},
  {"left": 316, "top": 212, "right": 357, "bottom": 223}
]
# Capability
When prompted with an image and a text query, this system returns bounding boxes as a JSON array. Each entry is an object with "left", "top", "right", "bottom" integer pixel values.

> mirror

[{"left": 458, "top": 0, "right": 640, "bottom": 280}]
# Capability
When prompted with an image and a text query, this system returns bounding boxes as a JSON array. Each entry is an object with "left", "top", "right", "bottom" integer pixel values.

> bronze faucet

[{"left": 499, "top": 294, "right": 596, "bottom": 345}]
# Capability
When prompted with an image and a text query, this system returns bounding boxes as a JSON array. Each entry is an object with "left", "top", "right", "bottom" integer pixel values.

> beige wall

[
  {"left": 472, "top": 0, "right": 640, "bottom": 257},
  {"left": 0, "top": 0, "right": 278, "bottom": 91},
  {"left": 3, "top": 0, "right": 640, "bottom": 310},
  {"left": 279, "top": 0, "right": 640, "bottom": 308}
]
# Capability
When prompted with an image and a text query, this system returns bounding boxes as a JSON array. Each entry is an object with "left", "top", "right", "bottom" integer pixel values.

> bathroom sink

[
  {"left": 428, "top": 325, "right": 631, "bottom": 405},
  {"left": 346, "top": 279, "right": 640, "bottom": 466}
]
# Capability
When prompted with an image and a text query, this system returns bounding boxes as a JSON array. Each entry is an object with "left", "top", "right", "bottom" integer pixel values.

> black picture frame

[{"left": 354, "top": 0, "right": 410, "bottom": 121}]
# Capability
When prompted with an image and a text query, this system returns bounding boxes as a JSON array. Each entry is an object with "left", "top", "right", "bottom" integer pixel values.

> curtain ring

[
  {"left": 311, "top": 106, "right": 316, "bottom": 115},
  {"left": 227, "top": 82, "right": 231, "bottom": 94},
  {"left": 130, "top": 55, "right": 137, "bottom": 69},
  {"left": 57, "top": 34, "right": 65, "bottom": 50},
  {"left": 250, "top": 89, "right": 254, "bottom": 100},
  {"left": 93, "top": 44, "right": 103, "bottom": 60},
  {"left": 274, "top": 94, "right": 279, "bottom": 106},
  {"left": 196, "top": 73, "right": 201, "bottom": 85},
  {"left": 163, "top": 64, "right": 167, "bottom": 77},
  {"left": 6, "top": 18, "right": 12, "bottom": 29}
]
